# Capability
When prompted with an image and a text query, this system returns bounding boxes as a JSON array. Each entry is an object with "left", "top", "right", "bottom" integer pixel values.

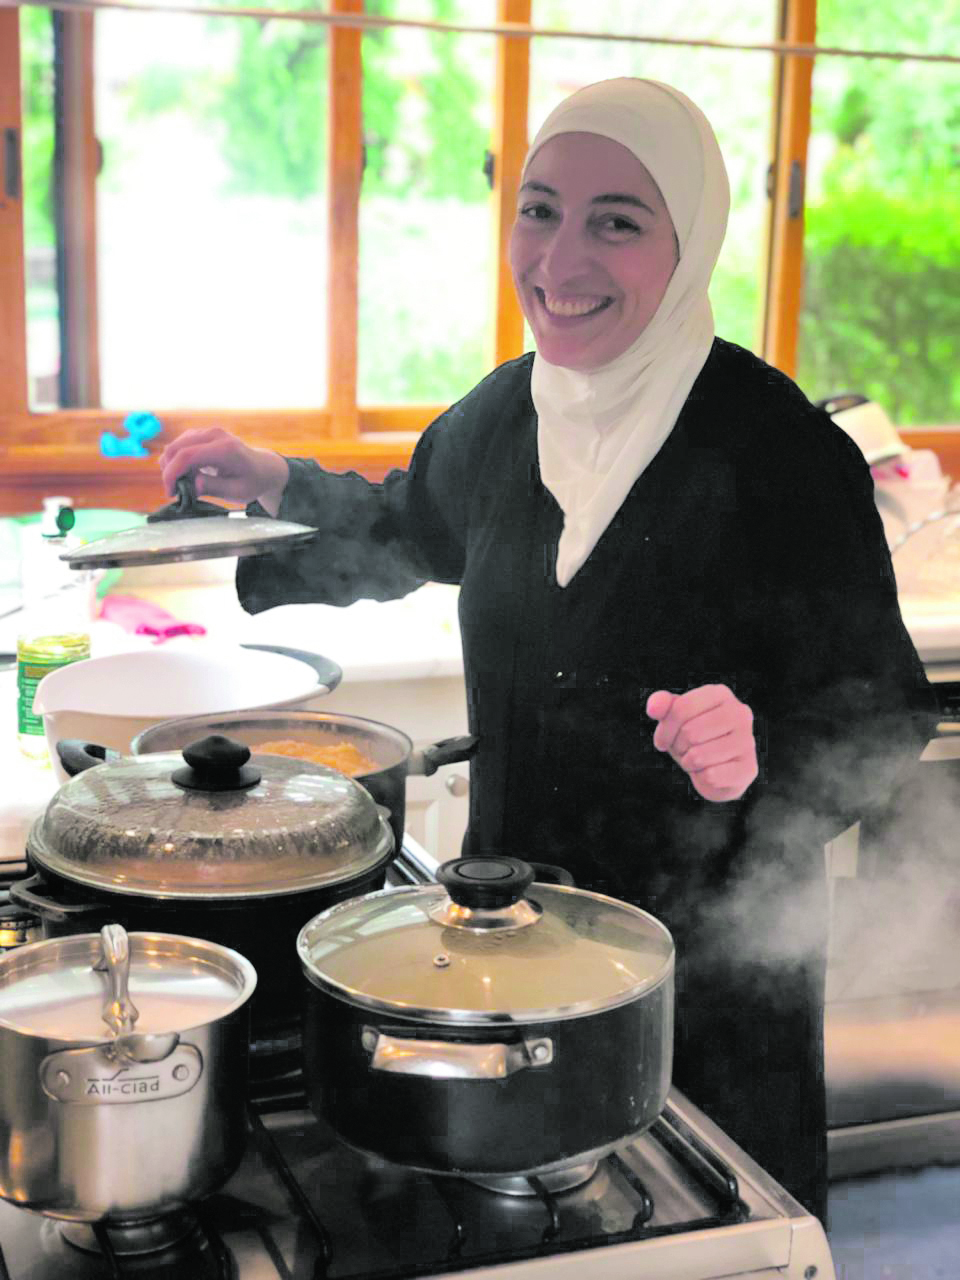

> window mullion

[
  {"left": 0, "top": 8, "right": 28, "bottom": 415},
  {"left": 327, "top": 0, "right": 363, "bottom": 438},
  {"left": 489, "top": 0, "right": 530, "bottom": 370},
  {"left": 761, "top": 0, "right": 816, "bottom": 378},
  {"left": 53, "top": 10, "right": 100, "bottom": 408}
]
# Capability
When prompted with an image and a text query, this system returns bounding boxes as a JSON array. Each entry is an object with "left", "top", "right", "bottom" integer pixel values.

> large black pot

[
  {"left": 131, "top": 710, "right": 477, "bottom": 856},
  {"left": 13, "top": 734, "right": 395, "bottom": 1074},
  {"left": 296, "top": 856, "right": 675, "bottom": 1187}
]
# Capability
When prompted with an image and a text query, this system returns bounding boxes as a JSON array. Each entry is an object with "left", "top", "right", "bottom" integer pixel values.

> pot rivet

[
  {"left": 361, "top": 1029, "right": 378, "bottom": 1052},
  {"left": 433, "top": 953, "right": 451, "bottom": 968},
  {"left": 172, "top": 1065, "right": 190, "bottom": 1082},
  {"left": 531, "top": 1041, "right": 550, "bottom": 1063},
  {"left": 56, "top": 1070, "right": 71, "bottom": 1089}
]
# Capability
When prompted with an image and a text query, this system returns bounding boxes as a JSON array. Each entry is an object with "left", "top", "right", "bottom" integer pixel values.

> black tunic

[{"left": 238, "top": 338, "right": 936, "bottom": 1220}]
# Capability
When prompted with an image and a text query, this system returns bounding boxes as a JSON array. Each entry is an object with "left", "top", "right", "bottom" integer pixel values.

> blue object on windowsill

[{"left": 100, "top": 412, "right": 163, "bottom": 458}]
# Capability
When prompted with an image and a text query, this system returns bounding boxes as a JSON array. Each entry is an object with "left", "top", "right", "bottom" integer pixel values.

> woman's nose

[{"left": 539, "top": 221, "right": 591, "bottom": 285}]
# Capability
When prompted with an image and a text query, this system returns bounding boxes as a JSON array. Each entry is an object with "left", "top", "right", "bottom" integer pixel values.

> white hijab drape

[{"left": 526, "top": 78, "right": 731, "bottom": 586}]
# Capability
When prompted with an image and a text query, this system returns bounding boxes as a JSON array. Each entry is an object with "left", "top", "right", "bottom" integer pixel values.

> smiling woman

[{"left": 510, "top": 133, "right": 679, "bottom": 370}]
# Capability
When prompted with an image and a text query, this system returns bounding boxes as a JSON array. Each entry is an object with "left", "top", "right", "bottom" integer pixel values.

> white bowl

[{"left": 34, "top": 646, "right": 330, "bottom": 782}]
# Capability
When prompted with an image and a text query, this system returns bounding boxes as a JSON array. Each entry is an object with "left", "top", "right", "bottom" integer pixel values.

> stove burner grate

[{"left": 246, "top": 1095, "right": 750, "bottom": 1280}]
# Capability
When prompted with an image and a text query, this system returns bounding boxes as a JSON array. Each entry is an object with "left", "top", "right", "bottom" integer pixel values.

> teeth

[{"left": 541, "top": 292, "right": 609, "bottom": 318}]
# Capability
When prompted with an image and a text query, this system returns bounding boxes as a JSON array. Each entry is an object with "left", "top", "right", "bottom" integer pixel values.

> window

[
  {"left": 4, "top": 0, "right": 956, "bottom": 518},
  {"left": 796, "top": 0, "right": 960, "bottom": 424}
]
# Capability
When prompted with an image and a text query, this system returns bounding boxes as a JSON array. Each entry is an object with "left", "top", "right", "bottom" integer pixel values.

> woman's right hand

[{"left": 158, "top": 427, "right": 290, "bottom": 515}]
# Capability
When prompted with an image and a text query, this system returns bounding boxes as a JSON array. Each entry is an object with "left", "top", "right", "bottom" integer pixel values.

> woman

[{"left": 159, "top": 78, "right": 935, "bottom": 1221}]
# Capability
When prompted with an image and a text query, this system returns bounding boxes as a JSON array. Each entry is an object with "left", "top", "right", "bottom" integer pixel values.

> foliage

[
  {"left": 20, "top": 5, "right": 56, "bottom": 247},
  {"left": 216, "top": 19, "right": 328, "bottom": 198},
  {"left": 798, "top": 183, "right": 960, "bottom": 423}
]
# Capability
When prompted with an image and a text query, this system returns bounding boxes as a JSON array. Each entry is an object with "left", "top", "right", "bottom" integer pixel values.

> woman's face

[{"left": 509, "top": 132, "right": 679, "bottom": 371}]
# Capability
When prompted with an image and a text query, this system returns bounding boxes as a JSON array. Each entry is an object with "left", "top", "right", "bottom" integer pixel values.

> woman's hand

[
  {"left": 646, "top": 684, "right": 758, "bottom": 802},
  {"left": 158, "top": 428, "right": 290, "bottom": 515}
]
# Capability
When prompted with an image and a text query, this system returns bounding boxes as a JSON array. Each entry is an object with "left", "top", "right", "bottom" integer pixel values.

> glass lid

[
  {"left": 298, "top": 857, "right": 674, "bottom": 1025},
  {"left": 28, "top": 736, "right": 394, "bottom": 899},
  {"left": 61, "top": 474, "right": 316, "bottom": 569}
]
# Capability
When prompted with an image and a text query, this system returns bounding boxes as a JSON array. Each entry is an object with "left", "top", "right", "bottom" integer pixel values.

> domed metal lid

[
  {"left": 298, "top": 857, "right": 674, "bottom": 1025},
  {"left": 27, "top": 736, "right": 394, "bottom": 900},
  {"left": 61, "top": 474, "right": 317, "bottom": 569}
]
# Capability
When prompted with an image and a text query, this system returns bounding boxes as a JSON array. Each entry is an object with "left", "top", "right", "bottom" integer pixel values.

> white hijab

[{"left": 526, "top": 78, "right": 731, "bottom": 586}]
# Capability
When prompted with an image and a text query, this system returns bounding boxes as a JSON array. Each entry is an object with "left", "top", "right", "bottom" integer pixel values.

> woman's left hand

[{"left": 646, "top": 684, "right": 758, "bottom": 803}]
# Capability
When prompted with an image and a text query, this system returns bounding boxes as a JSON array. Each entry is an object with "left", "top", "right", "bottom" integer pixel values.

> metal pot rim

[
  {"left": 26, "top": 814, "right": 396, "bottom": 901},
  {"left": 297, "top": 883, "right": 675, "bottom": 1025},
  {"left": 0, "top": 929, "right": 258, "bottom": 1042}
]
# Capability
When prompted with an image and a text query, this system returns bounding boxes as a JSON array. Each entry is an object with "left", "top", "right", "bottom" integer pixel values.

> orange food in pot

[{"left": 255, "top": 738, "right": 379, "bottom": 778}]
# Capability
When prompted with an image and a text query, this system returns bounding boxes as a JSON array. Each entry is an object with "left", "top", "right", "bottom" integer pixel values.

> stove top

[{"left": 0, "top": 1082, "right": 834, "bottom": 1280}]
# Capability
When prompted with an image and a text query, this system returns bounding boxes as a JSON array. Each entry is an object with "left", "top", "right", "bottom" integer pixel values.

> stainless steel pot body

[
  {"left": 301, "top": 979, "right": 673, "bottom": 1177},
  {"left": 0, "top": 933, "right": 254, "bottom": 1222}
]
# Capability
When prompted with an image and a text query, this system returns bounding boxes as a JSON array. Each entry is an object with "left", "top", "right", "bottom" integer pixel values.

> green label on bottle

[{"left": 16, "top": 652, "right": 87, "bottom": 737}]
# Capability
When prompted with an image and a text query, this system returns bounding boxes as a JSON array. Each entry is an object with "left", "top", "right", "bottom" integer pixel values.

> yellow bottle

[{"left": 16, "top": 502, "right": 92, "bottom": 764}]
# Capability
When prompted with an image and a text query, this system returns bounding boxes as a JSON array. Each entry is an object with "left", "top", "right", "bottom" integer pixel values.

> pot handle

[
  {"left": 56, "top": 739, "right": 120, "bottom": 777},
  {"left": 239, "top": 643, "right": 343, "bottom": 694},
  {"left": 409, "top": 734, "right": 479, "bottom": 778},
  {"left": 9, "top": 874, "right": 107, "bottom": 924},
  {"left": 361, "top": 1027, "right": 553, "bottom": 1079}
]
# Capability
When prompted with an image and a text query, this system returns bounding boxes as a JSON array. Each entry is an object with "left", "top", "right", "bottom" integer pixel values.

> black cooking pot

[
  {"left": 130, "top": 710, "right": 477, "bottom": 856},
  {"left": 296, "top": 856, "right": 675, "bottom": 1187},
  {"left": 12, "top": 734, "right": 395, "bottom": 1074}
]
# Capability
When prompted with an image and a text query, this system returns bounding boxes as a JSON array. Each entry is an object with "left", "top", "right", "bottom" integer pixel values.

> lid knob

[
  {"left": 147, "top": 472, "right": 229, "bottom": 524},
  {"left": 171, "top": 735, "right": 262, "bottom": 793},
  {"left": 437, "top": 856, "right": 535, "bottom": 910}
]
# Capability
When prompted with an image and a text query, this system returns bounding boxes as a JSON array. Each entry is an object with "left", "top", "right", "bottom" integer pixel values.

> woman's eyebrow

[
  {"left": 591, "top": 193, "right": 656, "bottom": 215},
  {"left": 518, "top": 181, "right": 655, "bottom": 217}
]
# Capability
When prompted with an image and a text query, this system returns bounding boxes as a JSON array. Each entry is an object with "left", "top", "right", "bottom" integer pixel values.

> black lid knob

[
  {"left": 147, "top": 473, "right": 229, "bottom": 524},
  {"left": 171, "top": 735, "right": 262, "bottom": 792},
  {"left": 437, "top": 856, "right": 535, "bottom": 910}
]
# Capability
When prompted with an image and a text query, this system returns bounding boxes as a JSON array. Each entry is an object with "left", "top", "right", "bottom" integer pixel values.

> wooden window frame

[{"left": 2, "top": 0, "right": 953, "bottom": 518}]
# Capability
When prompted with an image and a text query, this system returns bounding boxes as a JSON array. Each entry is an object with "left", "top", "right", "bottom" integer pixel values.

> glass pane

[
  {"left": 358, "top": 0, "right": 495, "bottom": 404},
  {"left": 797, "top": 1, "right": 960, "bottom": 425},
  {"left": 530, "top": 0, "right": 776, "bottom": 353},
  {"left": 95, "top": 7, "right": 328, "bottom": 409},
  {"left": 20, "top": 6, "right": 60, "bottom": 410}
]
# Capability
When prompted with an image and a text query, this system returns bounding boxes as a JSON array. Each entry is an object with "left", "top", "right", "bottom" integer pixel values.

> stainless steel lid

[
  {"left": 298, "top": 857, "right": 674, "bottom": 1025},
  {"left": 28, "top": 736, "right": 395, "bottom": 900},
  {"left": 61, "top": 474, "right": 316, "bottom": 569},
  {"left": 0, "top": 925, "right": 257, "bottom": 1042}
]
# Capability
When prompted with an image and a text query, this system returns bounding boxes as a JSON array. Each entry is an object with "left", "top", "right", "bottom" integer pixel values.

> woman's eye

[
  {"left": 595, "top": 214, "right": 643, "bottom": 237},
  {"left": 519, "top": 202, "right": 556, "bottom": 222}
]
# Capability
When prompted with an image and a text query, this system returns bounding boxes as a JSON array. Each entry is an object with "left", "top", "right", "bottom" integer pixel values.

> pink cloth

[{"left": 99, "top": 594, "right": 206, "bottom": 642}]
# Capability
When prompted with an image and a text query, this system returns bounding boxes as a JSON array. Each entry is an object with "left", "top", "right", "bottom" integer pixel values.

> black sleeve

[
  {"left": 234, "top": 359, "right": 530, "bottom": 614},
  {"left": 740, "top": 387, "right": 939, "bottom": 851}
]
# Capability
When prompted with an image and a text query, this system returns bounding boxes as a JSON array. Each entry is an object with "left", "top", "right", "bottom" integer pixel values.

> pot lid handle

[
  {"left": 437, "top": 856, "right": 535, "bottom": 910},
  {"left": 171, "top": 735, "right": 262, "bottom": 792},
  {"left": 147, "top": 472, "right": 230, "bottom": 524},
  {"left": 94, "top": 924, "right": 140, "bottom": 1036}
]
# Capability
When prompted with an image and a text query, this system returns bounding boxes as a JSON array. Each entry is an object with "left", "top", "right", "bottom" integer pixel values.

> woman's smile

[{"left": 535, "top": 287, "right": 615, "bottom": 320}]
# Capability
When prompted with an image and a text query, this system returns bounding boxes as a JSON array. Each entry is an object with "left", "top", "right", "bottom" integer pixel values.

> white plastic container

[{"left": 33, "top": 645, "right": 333, "bottom": 782}]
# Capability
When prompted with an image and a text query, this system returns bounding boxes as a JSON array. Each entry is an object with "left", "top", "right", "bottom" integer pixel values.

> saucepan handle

[
  {"left": 9, "top": 874, "right": 107, "bottom": 923},
  {"left": 361, "top": 1027, "right": 553, "bottom": 1080},
  {"left": 409, "top": 735, "right": 478, "bottom": 778},
  {"left": 56, "top": 739, "right": 120, "bottom": 777}
]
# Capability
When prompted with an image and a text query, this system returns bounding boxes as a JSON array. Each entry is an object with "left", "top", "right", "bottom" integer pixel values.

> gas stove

[
  {"left": 0, "top": 1082, "right": 833, "bottom": 1280},
  {"left": 0, "top": 843, "right": 836, "bottom": 1280}
]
